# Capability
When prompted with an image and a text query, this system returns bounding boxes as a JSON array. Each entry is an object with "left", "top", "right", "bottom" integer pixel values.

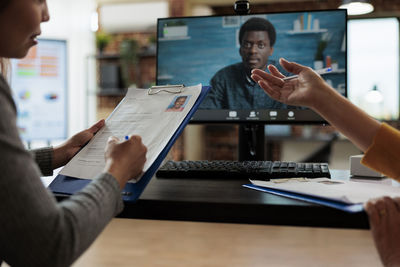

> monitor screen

[
  {"left": 157, "top": 9, "right": 347, "bottom": 124},
  {"left": 10, "top": 39, "right": 68, "bottom": 141}
]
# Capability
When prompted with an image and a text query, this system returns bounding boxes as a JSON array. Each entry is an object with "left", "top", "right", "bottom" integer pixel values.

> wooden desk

[
  {"left": 118, "top": 170, "right": 369, "bottom": 228},
  {"left": 73, "top": 218, "right": 381, "bottom": 267}
]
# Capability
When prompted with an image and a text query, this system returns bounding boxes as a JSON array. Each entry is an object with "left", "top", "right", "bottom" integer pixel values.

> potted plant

[
  {"left": 95, "top": 31, "right": 112, "bottom": 54},
  {"left": 119, "top": 38, "right": 139, "bottom": 88},
  {"left": 314, "top": 33, "right": 330, "bottom": 69}
]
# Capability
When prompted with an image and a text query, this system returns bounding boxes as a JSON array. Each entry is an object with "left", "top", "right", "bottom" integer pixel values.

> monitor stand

[{"left": 238, "top": 124, "right": 265, "bottom": 161}]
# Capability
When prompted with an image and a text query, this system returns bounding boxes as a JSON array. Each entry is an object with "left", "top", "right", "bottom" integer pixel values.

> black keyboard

[{"left": 156, "top": 160, "right": 331, "bottom": 180}]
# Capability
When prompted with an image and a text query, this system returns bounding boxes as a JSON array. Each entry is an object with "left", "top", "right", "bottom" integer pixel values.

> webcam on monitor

[{"left": 234, "top": 0, "right": 250, "bottom": 15}]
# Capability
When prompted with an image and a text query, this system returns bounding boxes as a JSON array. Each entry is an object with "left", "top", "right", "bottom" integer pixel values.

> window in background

[{"left": 348, "top": 18, "right": 399, "bottom": 120}]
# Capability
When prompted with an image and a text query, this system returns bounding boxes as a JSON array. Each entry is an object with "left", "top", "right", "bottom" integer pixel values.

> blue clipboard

[
  {"left": 49, "top": 86, "right": 211, "bottom": 202},
  {"left": 243, "top": 184, "right": 364, "bottom": 213}
]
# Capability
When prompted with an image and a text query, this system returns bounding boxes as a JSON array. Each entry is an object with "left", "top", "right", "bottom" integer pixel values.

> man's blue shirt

[{"left": 200, "top": 61, "right": 292, "bottom": 110}]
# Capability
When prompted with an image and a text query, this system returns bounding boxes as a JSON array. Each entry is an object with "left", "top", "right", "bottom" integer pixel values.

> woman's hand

[
  {"left": 52, "top": 119, "right": 105, "bottom": 169},
  {"left": 104, "top": 135, "right": 147, "bottom": 189},
  {"left": 251, "top": 58, "right": 329, "bottom": 109},
  {"left": 365, "top": 197, "right": 400, "bottom": 267}
]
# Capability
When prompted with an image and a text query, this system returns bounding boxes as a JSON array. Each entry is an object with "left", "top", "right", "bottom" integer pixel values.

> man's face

[
  {"left": 239, "top": 31, "right": 273, "bottom": 72},
  {"left": 174, "top": 98, "right": 186, "bottom": 108}
]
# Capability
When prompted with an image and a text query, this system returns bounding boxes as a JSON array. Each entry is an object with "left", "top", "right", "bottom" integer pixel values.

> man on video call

[{"left": 201, "top": 17, "right": 292, "bottom": 110}]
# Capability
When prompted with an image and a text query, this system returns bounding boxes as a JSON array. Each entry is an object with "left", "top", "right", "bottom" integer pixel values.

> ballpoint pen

[{"left": 283, "top": 67, "right": 332, "bottom": 81}]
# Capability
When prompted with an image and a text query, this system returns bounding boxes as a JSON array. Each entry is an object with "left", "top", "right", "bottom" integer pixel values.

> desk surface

[
  {"left": 117, "top": 170, "right": 370, "bottom": 229},
  {"left": 72, "top": 218, "right": 381, "bottom": 267}
]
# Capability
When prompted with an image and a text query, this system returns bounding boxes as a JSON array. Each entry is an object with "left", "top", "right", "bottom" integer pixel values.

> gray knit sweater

[{"left": 0, "top": 74, "right": 124, "bottom": 267}]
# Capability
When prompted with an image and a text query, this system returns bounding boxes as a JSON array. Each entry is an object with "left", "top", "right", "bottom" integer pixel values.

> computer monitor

[
  {"left": 10, "top": 39, "right": 68, "bottom": 142},
  {"left": 157, "top": 9, "right": 347, "bottom": 160}
]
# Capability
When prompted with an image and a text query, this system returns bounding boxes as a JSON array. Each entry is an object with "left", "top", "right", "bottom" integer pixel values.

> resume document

[{"left": 60, "top": 84, "right": 202, "bottom": 182}]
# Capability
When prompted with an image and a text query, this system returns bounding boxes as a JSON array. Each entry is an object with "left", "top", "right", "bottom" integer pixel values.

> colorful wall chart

[{"left": 10, "top": 39, "right": 67, "bottom": 141}]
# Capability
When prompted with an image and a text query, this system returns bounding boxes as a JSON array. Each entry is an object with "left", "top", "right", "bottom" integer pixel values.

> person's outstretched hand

[
  {"left": 52, "top": 119, "right": 105, "bottom": 169},
  {"left": 251, "top": 58, "right": 329, "bottom": 109},
  {"left": 104, "top": 135, "right": 147, "bottom": 189},
  {"left": 365, "top": 197, "right": 400, "bottom": 267}
]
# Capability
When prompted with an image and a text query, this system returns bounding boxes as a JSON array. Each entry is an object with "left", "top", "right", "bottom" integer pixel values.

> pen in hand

[{"left": 283, "top": 67, "right": 332, "bottom": 81}]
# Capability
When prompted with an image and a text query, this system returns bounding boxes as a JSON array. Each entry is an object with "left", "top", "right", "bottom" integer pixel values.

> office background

[
  {"left": 4, "top": 1, "right": 400, "bottom": 267},
  {"left": 20, "top": 0, "right": 400, "bottom": 170}
]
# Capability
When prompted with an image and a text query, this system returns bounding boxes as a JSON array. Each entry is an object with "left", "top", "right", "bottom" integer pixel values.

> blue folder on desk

[
  {"left": 49, "top": 86, "right": 210, "bottom": 202},
  {"left": 243, "top": 184, "right": 364, "bottom": 213}
]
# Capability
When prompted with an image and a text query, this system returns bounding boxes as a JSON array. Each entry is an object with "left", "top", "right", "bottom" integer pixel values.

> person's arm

[
  {"left": 252, "top": 58, "right": 400, "bottom": 267},
  {"left": 251, "top": 58, "right": 381, "bottom": 152},
  {"left": 0, "top": 83, "right": 146, "bottom": 266},
  {"left": 361, "top": 123, "right": 400, "bottom": 180},
  {"left": 30, "top": 147, "right": 53, "bottom": 176},
  {"left": 309, "top": 82, "right": 380, "bottom": 152},
  {"left": 0, "top": 148, "right": 124, "bottom": 266},
  {"left": 253, "top": 59, "right": 400, "bottom": 179}
]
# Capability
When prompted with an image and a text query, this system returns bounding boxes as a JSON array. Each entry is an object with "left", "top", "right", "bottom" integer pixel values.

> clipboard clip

[{"left": 148, "top": 84, "right": 185, "bottom": 95}]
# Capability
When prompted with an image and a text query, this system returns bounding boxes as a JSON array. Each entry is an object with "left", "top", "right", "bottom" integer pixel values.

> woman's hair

[
  {"left": 0, "top": 0, "right": 12, "bottom": 77},
  {"left": 0, "top": 0, "right": 11, "bottom": 12}
]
